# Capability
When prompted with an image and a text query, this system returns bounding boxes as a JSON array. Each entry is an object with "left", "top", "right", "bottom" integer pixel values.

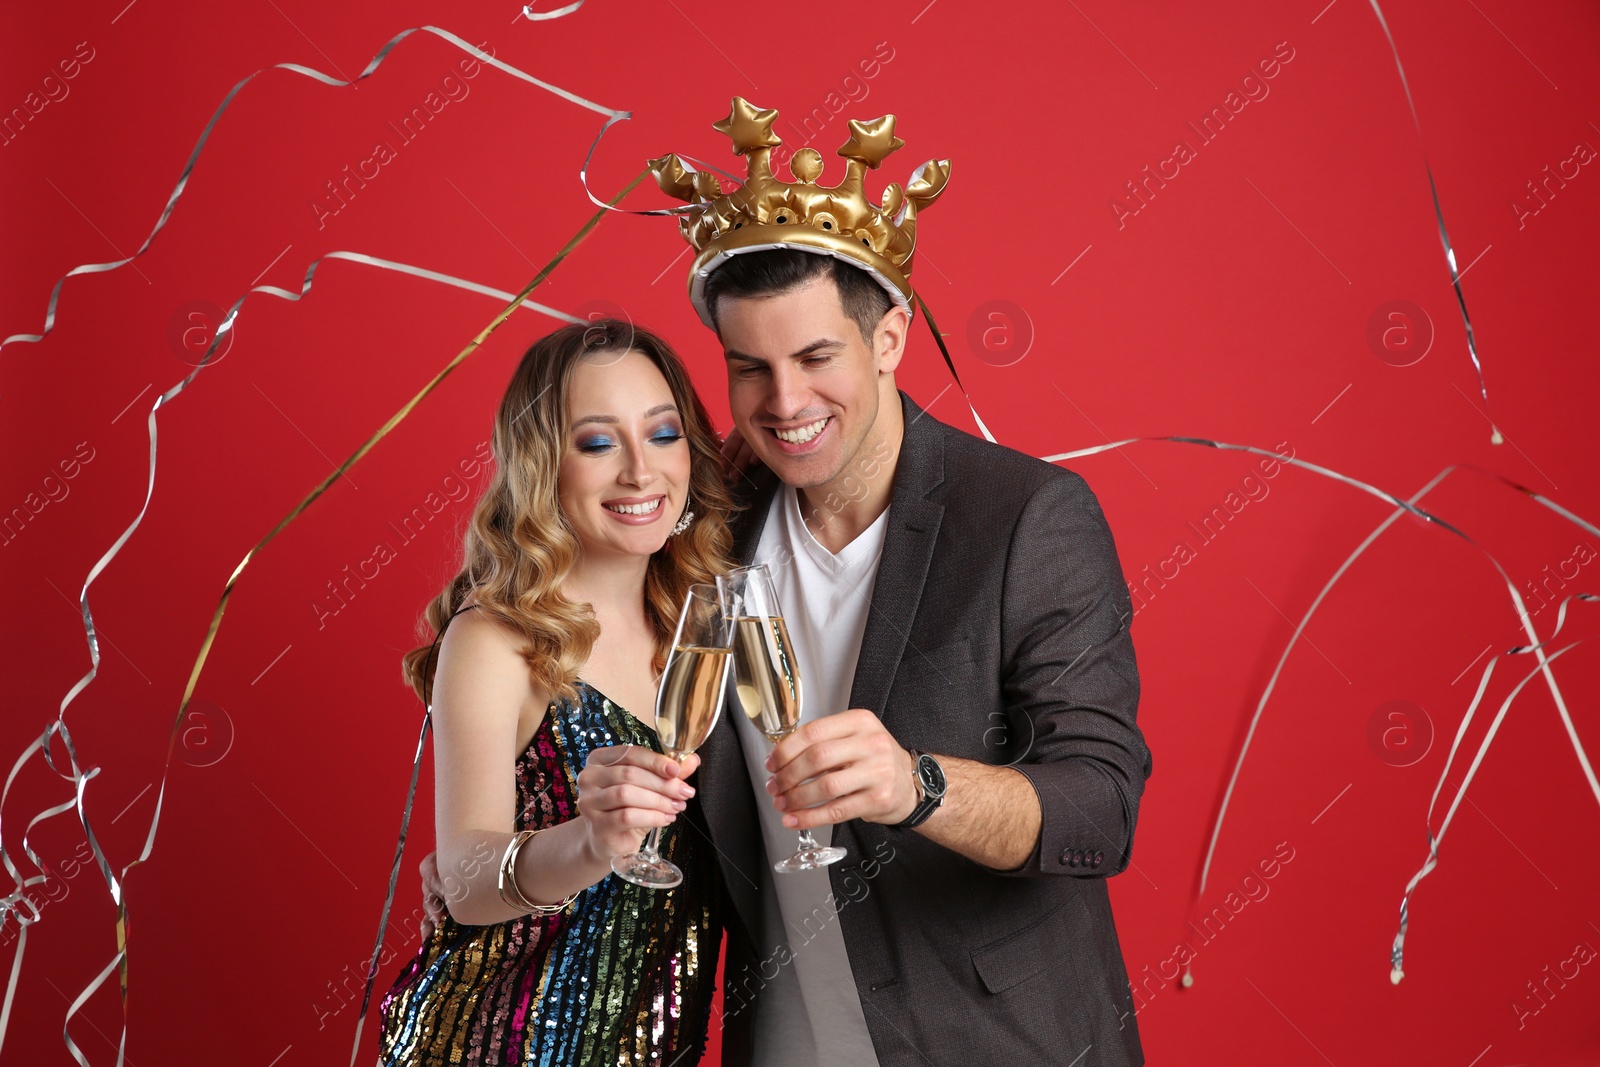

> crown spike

[
  {"left": 691, "top": 171, "right": 720, "bottom": 200},
  {"left": 904, "top": 158, "right": 951, "bottom": 210},
  {"left": 747, "top": 146, "right": 776, "bottom": 185},
  {"left": 889, "top": 215, "right": 916, "bottom": 266},
  {"left": 648, "top": 154, "right": 699, "bottom": 202},
  {"left": 880, "top": 183, "right": 905, "bottom": 218},
  {"left": 790, "top": 148, "right": 825, "bottom": 184},
  {"left": 834, "top": 157, "right": 870, "bottom": 202}
]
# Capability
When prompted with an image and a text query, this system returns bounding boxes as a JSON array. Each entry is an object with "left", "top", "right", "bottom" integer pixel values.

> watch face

[{"left": 917, "top": 754, "right": 946, "bottom": 796}]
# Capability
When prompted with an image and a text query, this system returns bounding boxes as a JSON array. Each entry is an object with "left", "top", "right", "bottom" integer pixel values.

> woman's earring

[{"left": 670, "top": 506, "right": 695, "bottom": 537}]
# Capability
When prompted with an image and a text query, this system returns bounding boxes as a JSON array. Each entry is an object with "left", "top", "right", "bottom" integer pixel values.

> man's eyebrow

[
  {"left": 724, "top": 338, "right": 846, "bottom": 364},
  {"left": 569, "top": 402, "right": 679, "bottom": 430}
]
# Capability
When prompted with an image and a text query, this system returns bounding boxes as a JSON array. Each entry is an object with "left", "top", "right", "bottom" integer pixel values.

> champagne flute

[
  {"left": 719, "top": 563, "right": 847, "bottom": 873},
  {"left": 611, "top": 584, "right": 732, "bottom": 889}
]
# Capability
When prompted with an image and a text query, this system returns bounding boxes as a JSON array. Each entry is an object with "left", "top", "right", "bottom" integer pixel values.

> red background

[{"left": 3, "top": 1, "right": 1599, "bottom": 1064}]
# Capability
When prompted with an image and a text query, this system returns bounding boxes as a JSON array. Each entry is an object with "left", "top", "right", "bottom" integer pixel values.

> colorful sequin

[{"left": 378, "top": 681, "right": 722, "bottom": 1065}]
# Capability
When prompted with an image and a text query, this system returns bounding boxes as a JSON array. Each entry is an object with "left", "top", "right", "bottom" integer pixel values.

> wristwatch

[{"left": 894, "top": 749, "right": 947, "bottom": 829}]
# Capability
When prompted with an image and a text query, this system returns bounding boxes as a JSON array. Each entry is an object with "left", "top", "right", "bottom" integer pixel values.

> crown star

[
  {"left": 837, "top": 116, "right": 905, "bottom": 168},
  {"left": 712, "top": 97, "right": 781, "bottom": 154}
]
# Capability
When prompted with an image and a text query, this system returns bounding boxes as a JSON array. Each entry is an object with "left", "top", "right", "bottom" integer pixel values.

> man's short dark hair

[{"left": 702, "top": 249, "right": 894, "bottom": 344}]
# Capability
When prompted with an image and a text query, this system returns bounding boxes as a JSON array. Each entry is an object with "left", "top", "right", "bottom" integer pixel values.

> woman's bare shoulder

[{"left": 434, "top": 600, "right": 546, "bottom": 710}]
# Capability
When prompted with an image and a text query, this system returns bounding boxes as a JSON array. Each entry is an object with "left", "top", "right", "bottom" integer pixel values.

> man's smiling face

[{"left": 717, "top": 276, "right": 902, "bottom": 491}]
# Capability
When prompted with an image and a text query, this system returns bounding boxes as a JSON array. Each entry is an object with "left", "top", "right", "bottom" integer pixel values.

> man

[
  {"left": 652, "top": 100, "right": 1151, "bottom": 1067},
  {"left": 425, "top": 99, "right": 1152, "bottom": 1066}
]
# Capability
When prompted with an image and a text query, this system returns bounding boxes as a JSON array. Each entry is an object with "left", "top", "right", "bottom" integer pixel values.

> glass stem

[
  {"left": 638, "top": 825, "right": 665, "bottom": 862},
  {"left": 796, "top": 829, "right": 822, "bottom": 852}
]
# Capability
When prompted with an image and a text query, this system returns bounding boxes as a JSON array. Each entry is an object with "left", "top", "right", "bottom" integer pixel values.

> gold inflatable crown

[{"left": 649, "top": 97, "right": 951, "bottom": 328}]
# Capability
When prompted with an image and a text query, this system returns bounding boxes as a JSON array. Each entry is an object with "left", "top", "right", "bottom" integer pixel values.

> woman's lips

[{"left": 602, "top": 495, "right": 665, "bottom": 524}]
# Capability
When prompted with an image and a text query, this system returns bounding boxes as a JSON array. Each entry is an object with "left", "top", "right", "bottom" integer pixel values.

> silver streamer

[
  {"left": 1043, "top": 439, "right": 1599, "bottom": 983},
  {"left": 1391, "top": 596, "right": 1598, "bottom": 983},
  {"left": 1367, "top": 0, "right": 1501, "bottom": 442},
  {"left": 0, "top": 13, "right": 664, "bottom": 1065},
  {"left": 1, "top": 23, "right": 609, "bottom": 354},
  {"left": 0, "top": 248, "right": 583, "bottom": 1065},
  {"left": 2, "top": 3, "right": 1582, "bottom": 1061}
]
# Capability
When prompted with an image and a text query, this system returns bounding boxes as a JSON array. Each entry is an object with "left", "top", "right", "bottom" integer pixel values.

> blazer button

[
  {"left": 1091, "top": 850, "right": 1104, "bottom": 867},
  {"left": 1061, "top": 848, "right": 1077, "bottom": 867}
]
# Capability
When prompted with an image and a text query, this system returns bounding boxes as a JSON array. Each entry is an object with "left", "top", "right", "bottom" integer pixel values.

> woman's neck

[{"left": 564, "top": 549, "right": 652, "bottom": 622}]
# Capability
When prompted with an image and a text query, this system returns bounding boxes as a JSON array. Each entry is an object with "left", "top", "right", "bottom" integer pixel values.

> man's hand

[
  {"left": 574, "top": 745, "right": 698, "bottom": 861},
  {"left": 419, "top": 851, "right": 446, "bottom": 940},
  {"left": 765, "top": 711, "right": 1045, "bottom": 869},
  {"left": 720, "top": 426, "right": 759, "bottom": 485},
  {"left": 764, "top": 708, "right": 918, "bottom": 829},
  {"left": 420, "top": 833, "right": 524, "bottom": 934}
]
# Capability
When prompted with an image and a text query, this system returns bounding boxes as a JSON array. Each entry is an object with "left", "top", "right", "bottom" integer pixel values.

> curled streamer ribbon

[
  {"left": 0, "top": 246, "right": 579, "bottom": 1012},
  {"left": 1040, "top": 437, "right": 1599, "bottom": 983},
  {"left": 916, "top": 295, "right": 998, "bottom": 443},
  {"left": 1033, "top": 0, "right": 1590, "bottom": 978},
  {"left": 1367, "top": 0, "right": 1500, "bottom": 443},
  {"left": 520, "top": 0, "right": 587, "bottom": 21},
  {"left": 0, "top": 13, "right": 693, "bottom": 1065},
  {"left": 258, "top": 251, "right": 582, "bottom": 324},
  {"left": 0, "top": 179, "right": 644, "bottom": 1067},
  {"left": 1390, "top": 593, "right": 1599, "bottom": 983},
  {"left": 0, "top": 21, "right": 604, "bottom": 354}
]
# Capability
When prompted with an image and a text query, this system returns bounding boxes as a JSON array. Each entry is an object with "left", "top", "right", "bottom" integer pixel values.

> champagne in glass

[
  {"left": 656, "top": 644, "right": 731, "bottom": 759},
  {"left": 611, "top": 584, "right": 730, "bottom": 889},
  {"left": 719, "top": 564, "right": 847, "bottom": 873},
  {"left": 731, "top": 614, "right": 801, "bottom": 742}
]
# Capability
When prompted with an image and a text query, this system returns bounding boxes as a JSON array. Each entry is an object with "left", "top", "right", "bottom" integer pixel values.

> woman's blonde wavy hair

[{"left": 401, "top": 318, "right": 737, "bottom": 705}]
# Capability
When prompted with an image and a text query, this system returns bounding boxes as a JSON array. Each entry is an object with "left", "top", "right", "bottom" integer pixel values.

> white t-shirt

[{"left": 734, "top": 483, "right": 889, "bottom": 1067}]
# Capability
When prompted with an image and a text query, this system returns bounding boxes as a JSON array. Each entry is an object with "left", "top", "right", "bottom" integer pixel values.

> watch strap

[{"left": 895, "top": 750, "right": 943, "bottom": 829}]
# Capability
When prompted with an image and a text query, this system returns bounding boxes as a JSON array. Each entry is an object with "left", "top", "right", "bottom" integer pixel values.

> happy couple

[{"left": 375, "top": 98, "right": 1152, "bottom": 1067}]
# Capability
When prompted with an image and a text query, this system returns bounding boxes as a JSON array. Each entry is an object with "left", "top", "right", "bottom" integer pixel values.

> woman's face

[{"left": 557, "top": 348, "right": 692, "bottom": 562}]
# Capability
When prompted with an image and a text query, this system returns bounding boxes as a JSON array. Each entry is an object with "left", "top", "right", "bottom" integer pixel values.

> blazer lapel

[
  {"left": 847, "top": 391, "right": 946, "bottom": 717},
  {"left": 729, "top": 462, "right": 781, "bottom": 566}
]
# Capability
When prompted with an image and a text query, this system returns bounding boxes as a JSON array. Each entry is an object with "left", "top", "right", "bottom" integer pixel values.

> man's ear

[{"left": 874, "top": 304, "right": 911, "bottom": 375}]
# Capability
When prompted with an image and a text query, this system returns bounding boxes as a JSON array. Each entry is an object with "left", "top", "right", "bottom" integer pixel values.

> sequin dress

[{"left": 377, "top": 680, "right": 723, "bottom": 1066}]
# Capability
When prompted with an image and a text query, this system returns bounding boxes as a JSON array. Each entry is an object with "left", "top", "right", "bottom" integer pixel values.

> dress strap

[{"left": 421, "top": 602, "right": 482, "bottom": 709}]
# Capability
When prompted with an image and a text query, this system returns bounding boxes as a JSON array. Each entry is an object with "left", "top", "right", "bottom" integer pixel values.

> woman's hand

[{"left": 574, "top": 746, "right": 699, "bottom": 861}]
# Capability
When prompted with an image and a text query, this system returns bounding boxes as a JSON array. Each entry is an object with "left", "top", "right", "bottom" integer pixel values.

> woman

[{"left": 378, "top": 318, "right": 736, "bottom": 1065}]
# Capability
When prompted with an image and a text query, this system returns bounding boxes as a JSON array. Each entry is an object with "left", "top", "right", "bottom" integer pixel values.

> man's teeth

[
  {"left": 605, "top": 498, "right": 662, "bottom": 515},
  {"left": 774, "top": 418, "right": 828, "bottom": 444}
]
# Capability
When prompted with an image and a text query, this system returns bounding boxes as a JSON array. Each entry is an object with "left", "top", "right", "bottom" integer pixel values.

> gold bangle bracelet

[{"left": 498, "top": 827, "right": 580, "bottom": 915}]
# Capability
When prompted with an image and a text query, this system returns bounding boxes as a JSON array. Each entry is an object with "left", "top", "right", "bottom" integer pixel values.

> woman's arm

[{"left": 430, "top": 609, "right": 695, "bottom": 925}]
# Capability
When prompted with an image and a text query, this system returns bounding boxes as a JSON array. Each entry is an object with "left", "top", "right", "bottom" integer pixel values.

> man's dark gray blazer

[{"left": 697, "top": 389, "right": 1152, "bottom": 1067}]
